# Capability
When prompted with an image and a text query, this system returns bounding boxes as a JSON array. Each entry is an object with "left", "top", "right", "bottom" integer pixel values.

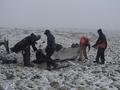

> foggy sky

[{"left": 0, "top": 0, "right": 120, "bottom": 30}]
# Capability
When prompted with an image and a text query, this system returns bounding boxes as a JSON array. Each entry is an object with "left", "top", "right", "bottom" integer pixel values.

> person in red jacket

[
  {"left": 92, "top": 29, "right": 107, "bottom": 64},
  {"left": 79, "top": 36, "right": 90, "bottom": 60}
]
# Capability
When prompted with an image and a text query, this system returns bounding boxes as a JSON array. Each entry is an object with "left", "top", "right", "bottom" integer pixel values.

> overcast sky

[{"left": 0, "top": 0, "right": 120, "bottom": 30}]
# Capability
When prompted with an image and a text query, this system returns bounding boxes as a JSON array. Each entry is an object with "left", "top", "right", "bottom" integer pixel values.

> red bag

[{"left": 97, "top": 42, "right": 107, "bottom": 49}]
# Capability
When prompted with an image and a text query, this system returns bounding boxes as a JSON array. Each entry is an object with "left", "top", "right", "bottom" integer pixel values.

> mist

[{"left": 0, "top": 0, "right": 120, "bottom": 30}]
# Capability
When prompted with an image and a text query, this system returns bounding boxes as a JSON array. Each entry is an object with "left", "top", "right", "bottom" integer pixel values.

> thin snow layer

[{"left": 0, "top": 28, "right": 120, "bottom": 90}]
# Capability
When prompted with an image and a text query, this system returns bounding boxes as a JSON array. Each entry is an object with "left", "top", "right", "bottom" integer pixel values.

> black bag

[
  {"left": 71, "top": 43, "right": 79, "bottom": 48},
  {"left": 33, "top": 49, "right": 46, "bottom": 64}
]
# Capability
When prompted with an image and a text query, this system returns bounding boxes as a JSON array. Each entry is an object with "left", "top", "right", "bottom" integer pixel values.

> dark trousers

[
  {"left": 35, "top": 49, "right": 46, "bottom": 63},
  {"left": 96, "top": 48, "right": 105, "bottom": 63},
  {"left": 22, "top": 46, "right": 30, "bottom": 66},
  {"left": 46, "top": 47, "right": 56, "bottom": 68}
]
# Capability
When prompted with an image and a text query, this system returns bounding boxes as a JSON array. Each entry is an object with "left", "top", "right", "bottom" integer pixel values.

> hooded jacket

[
  {"left": 45, "top": 30, "right": 56, "bottom": 49},
  {"left": 11, "top": 33, "right": 40, "bottom": 53},
  {"left": 94, "top": 30, "right": 107, "bottom": 49},
  {"left": 80, "top": 36, "right": 90, "bottom": 46}
]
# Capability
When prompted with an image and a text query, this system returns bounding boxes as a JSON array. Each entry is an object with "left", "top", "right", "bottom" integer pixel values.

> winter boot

[
  {"left": 46, "top": 65, "right": 51, "bottom": 71},
  {"left": 93, "top": 60, "right": 99, "bottom": 64},
  {"left": 52, "top": 63, "right": 58, "bottom": 69},
  {"left": 100, "top": 59, "right": 105, "bottom": 64},
  {"left": 25, "top": 64, "right": 34, "bottom": 67}
]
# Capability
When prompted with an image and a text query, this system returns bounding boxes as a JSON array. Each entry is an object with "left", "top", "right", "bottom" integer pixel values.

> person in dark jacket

[
  {"left": 92, "top": 29, "right": 107, "bottom": 64},
  {"left": 44, "top": 30, "right": 57, "bottom": 70},
  {"left": 11, "top": 33, "right": 41, "bottom": 67}
]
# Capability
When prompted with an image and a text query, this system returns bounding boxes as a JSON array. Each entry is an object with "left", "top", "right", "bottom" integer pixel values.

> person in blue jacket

[{"left": 44, "top": 30, "right": 57, "bottom": 70}]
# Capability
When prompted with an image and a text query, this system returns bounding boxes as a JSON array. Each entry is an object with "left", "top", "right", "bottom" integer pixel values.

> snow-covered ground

[{"left": 0, "top": 27, "right": 120, "bottom": 90}]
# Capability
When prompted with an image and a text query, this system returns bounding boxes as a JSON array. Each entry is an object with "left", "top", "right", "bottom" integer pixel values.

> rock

[
  {"left": 27, "top": 82, "right": 36, "bottom": 89},
  {"left": 31, "top": 75, "right": 42, "bottom": 80},
  {"left": 16, "top": 80, "right": 23, "bottom": 86},
  {"left": 71, "top": 43, "right": 79, "bottom": 48},
  {"left": 109, "top": 77, "right": 117, "bottom": 81},
  {"left": 1, "top": 53, "right": 17, "bottom": 64},
  {"left": 77, "top": 86, "right": 86, "bottom": 90},
  {"left": 47, "top": 87, "right": 55, "bottom": 90},
  {"left": 0, "top": 74, "right": 6, "bottom": 80},
  {"left": 85, "top": 80, "right": 93, "bottom": 85},
  {"left": 95, "top": 87, "right": 101, "bottom": 90},
  {"left": 115, "top": 69, "right": 120, "bottom": 73},
  {"left": 100, "top": 86, "right": 118, "bottom": 90},
  {"left": 16, "top": 80, "right": 37, "bottom": 90},
  {"left": 113, "top": 81, "right": 120, "bottom": 90},
  {"left": 58, "top": 86, "right": 70, "bottom": 90},
  {"left": 6, "top": 73, "right": 15, "bottom": 80},
  {"left": 1, "top": 81, "right": 14, "bottom": 90},
  {"left": 0, "top": 85, "right": 4, "bottom": 90},
  {"left": 37, "top": 87, "right": 44, "bottom": 90},
  {"left": 100, "top": 88, "right": 108, "bottom": 90},
  {"left": 81, "top": 66, "right": 87, "bottom": 71},
  {"left": 16, "top": 86, "right": 30, "bottom": 90},
  {"left": 50, "top": 81, "right": 60, "bottom": 88},
  {"left": 91, "top": 70, "right": 101, "bottom": 74},
  {"left": 18, "top": 74, "right": 27, "bottom": 79}
]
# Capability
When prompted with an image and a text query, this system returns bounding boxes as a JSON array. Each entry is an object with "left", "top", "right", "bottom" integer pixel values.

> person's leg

[
  {"left": 100, "top": 48, "right": 105, "bottom": 64},
  {"left": 35, "top": 49, "right": 45, "bottom": 64},
  {"left": 46, "top": 48, "right": 52, "bottom": 70},
  {"left": 49, "top": 49, "right": 57, "bottom": 67},
  {"left": 94, "top": 48, "right": 101, "bottom": 63},
  {"left": 22, "top": 51, "right": 26, "bottom": 65},
  {"left": 46, "top": 48, "right": 56, "bottom": 70},
  {"left": 79, "top": 46, "right": 83, "bottom": 60},
  {"left": 83, "top": 46, "right": 88, "bottom": 59},
  {"left": 23, "top": 46, "right": 31, "bottom": 66}
]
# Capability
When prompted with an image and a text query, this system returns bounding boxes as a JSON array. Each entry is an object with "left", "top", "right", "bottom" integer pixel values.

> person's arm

[
  {"left": 30, "top": 34, "right": 38, "bottom": 51},
  {"left": 32, "top": 43, "right": 37, "bottom": 51},
  {"left": 93, "top": 36, "right": 103, "bottom": 46},
  {"left": 87, "top": 39, "right": 90, "bottom": 51},
  {"left": 92, "top": 35, "right": 105, "bottom": 48},
  {"left": 94, "top": 37, "right": 100, "bottom": 46},
  {"left": 88, "top": 44, "right": 90, "bottom": 51},
  {"left": 97, "top": 34, "right": 106, "bottom": 44}
]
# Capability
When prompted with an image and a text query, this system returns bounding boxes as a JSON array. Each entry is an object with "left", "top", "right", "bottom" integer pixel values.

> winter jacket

[
  {"left": 46, "top": 32, "right": 56, "bottom": 49},
  {"left": 93, "top": 32, "right": 107, "bottom": 49},
  {"left": 11, "top": 33, "right": 39, "bottom": 53},
  {"left": 80, "top": 36, "right": 90, "bottom": 46}
]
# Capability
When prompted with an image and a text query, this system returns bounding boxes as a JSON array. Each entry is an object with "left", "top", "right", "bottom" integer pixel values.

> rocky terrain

[{"left": 0, "top": 27, "right": 120, "bottom": 90}]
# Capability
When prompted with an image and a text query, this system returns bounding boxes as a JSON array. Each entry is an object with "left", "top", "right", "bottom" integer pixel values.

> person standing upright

[
  {"left": 92, "top": 29, "right": 107, "bottom": 64},
  {"left": 79, "top": 36, "right": 90, "bottom": 60},
  {"left": 44, "top": 30, "right": 57, "bottom": 70}
]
